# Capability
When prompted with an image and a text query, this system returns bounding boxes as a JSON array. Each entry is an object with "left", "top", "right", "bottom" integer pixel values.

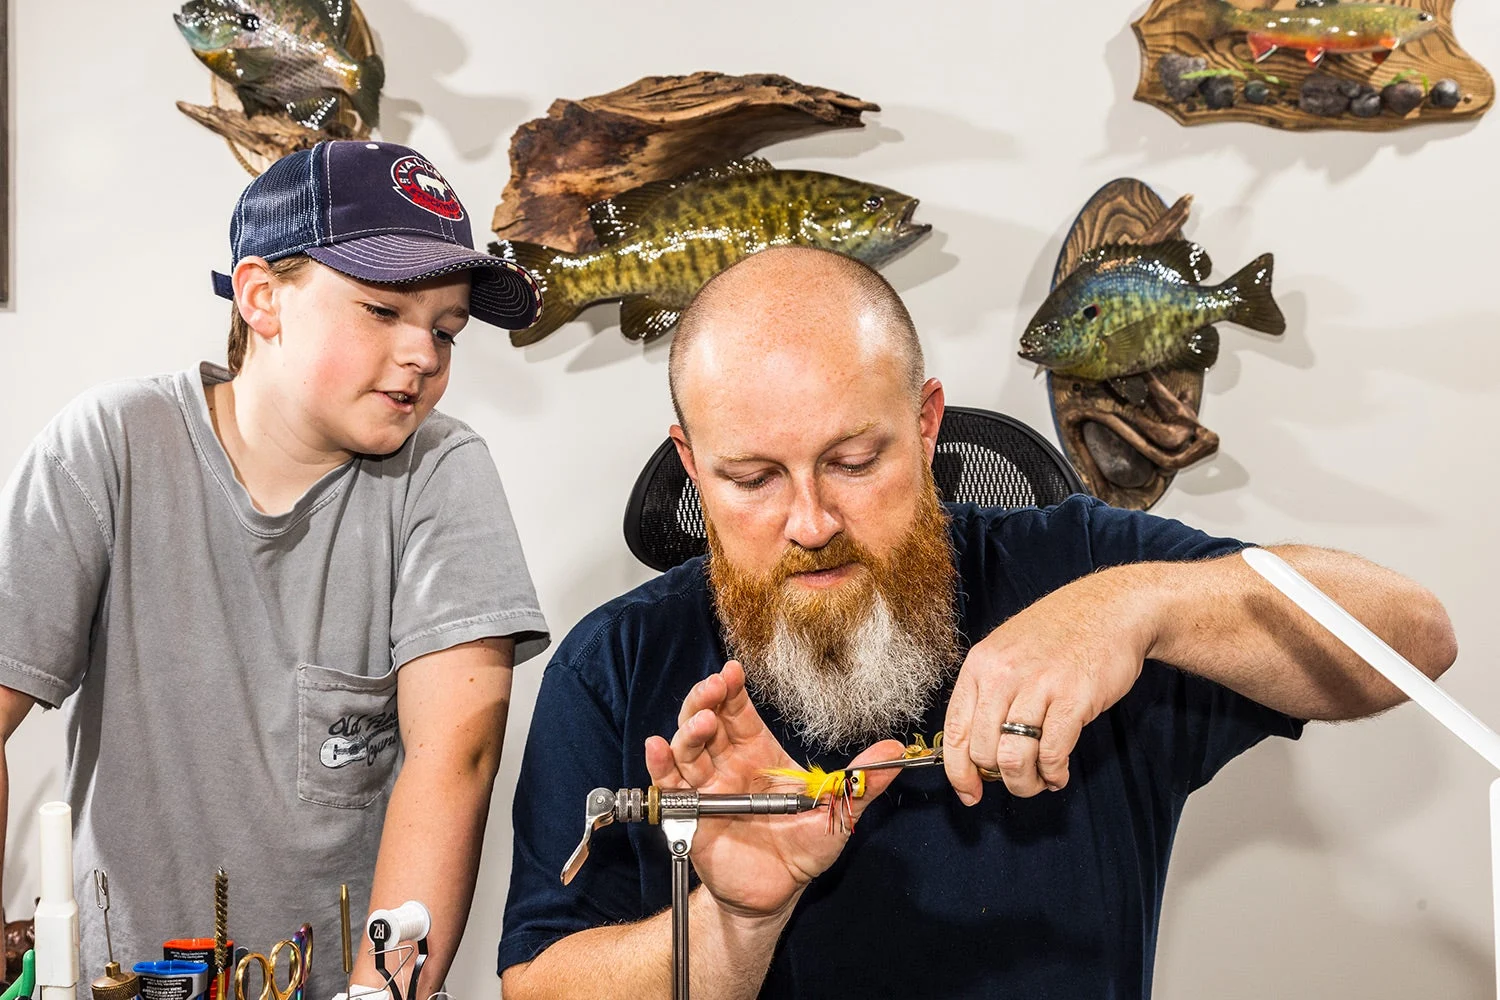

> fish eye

[
  {"left": 1081, "top": 303, "right": 1100, "bottom": 321},
  {"left": 1418, "top": 11, "right": 1432, "bottom": 19},
  {"left": 862, "top": 195, "right": 884, "bottom": 212}
]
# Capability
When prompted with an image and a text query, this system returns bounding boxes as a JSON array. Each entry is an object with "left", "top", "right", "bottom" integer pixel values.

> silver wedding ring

[{"left": 1000, "top": 721, "right": 1043, "bottom": 740}]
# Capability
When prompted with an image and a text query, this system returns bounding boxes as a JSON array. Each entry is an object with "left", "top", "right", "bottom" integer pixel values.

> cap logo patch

[{"left": 391, "top": 155, "right": 464, "bottom": 221}]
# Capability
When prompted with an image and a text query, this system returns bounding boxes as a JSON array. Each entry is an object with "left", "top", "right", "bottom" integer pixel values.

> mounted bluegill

[
  {"left": 1019, "top": 240, "right": 1285, "bottom": 382},
  {"left": 173, "top": 0, "right": 384, "bottom": 129},
  {"left": 491, "top": 157, "right": 931, "bottom": 345}
]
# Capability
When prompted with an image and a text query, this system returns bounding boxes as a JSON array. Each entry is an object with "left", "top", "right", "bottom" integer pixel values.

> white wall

[{"left": 4, "top": 1, "right": 1499, "bottom": 996}]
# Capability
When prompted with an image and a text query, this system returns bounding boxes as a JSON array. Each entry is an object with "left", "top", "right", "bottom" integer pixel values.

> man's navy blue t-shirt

[{"left": 500, "top": 496, "right": 1303, "bottom": 998}]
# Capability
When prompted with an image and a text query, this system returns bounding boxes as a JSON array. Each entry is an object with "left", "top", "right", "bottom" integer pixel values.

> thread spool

[{"left": 365, "top": 903, "right": 429, "bottom": 947}]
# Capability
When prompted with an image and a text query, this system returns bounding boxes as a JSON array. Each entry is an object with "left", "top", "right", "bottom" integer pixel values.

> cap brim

[{"left": 306, "top": 234, "right": 542, "bottom": 330}]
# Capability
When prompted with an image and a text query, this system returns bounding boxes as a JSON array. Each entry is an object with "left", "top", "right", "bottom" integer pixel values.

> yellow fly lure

[{"left": 760, "top": 733, "right": 947, "bottom": 835}]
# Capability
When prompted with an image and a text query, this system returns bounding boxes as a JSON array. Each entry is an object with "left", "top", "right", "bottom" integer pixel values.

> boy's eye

[
  {"left": 434, "top": 329, "right": 459, "bottom": 346},
  {"left": 363, "top": 303, "right": 398, "bottom": 320}
]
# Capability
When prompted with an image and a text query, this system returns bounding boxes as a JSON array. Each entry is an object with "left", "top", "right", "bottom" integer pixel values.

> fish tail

[
  {"left": 350, "top": 53, "right": 385, "bottom": 127},
  {"left": 490, "top": 240, "right": 586, "bottom": 346},
  {"left": 1222, "top": 253, "right": 1286, "bottom": 336}
]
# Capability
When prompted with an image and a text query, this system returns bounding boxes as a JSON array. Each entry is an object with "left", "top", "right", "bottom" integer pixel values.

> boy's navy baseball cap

[{"left": 211, "top": 140, "right": 541, "bottom": 330}]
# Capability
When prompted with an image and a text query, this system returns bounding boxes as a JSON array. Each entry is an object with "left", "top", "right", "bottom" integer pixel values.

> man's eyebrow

[{"left": 715, "top": 422, "right": 880, "bottom": 465}]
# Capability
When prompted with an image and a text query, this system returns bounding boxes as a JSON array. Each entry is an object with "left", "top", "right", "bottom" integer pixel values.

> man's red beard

[{"left": 706, "top": 468, "right": 960, "bottom": 750}]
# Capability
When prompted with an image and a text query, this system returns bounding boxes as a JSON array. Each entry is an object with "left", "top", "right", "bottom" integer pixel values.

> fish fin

[
  {"left": 1101, "top": 321, "right": 1148, "bottom": 369},
  {"left": 489, "top": 240, "right": 586, "bottom": 347},
  {"left": 1077, "top": 241, "right": 1210, "bottom": 282},
  {"left": 1371, "top": 48, "right": 1393, "bottom": 65},
  {"left": 1305, "top": 47, "right": 1327, "bottom": 66},
  {"left": 322, "top": 0, "right": 353, "bottom": 41},
  {"left": 285, "top": 95, "right": 342, "bottom": 131},
  {"left": 1106, "top": 376, "right": 1150, "bottom": 407},
  {"left": 1204, "top": 0, "right": 1239, "bottom": 37},
  {"left": 589, "top": 180, "right": 685, "bottom": 243},
  {"left": 234, "top": 89, "right": 283, "bottom": 119},
  {"left": 619, "top": 296, "right": 682, "bottom": 342},
  {"left": 1145, "top": 239, "right": 1213, "bottom": 283},
  {"left": 1169, "top": 326, "right": 1221, "bottom": 372},
  {"left": 347, "top": 53, "right": 384, "bottom": 127},
  {"left": 1246, "top": 33, "right": 1279, "bottom": 62},
  {"left": 1221, "top": 253, "right": 1286, "bottom": 336},
  {"left": 1380, "top": 35, "right": 1401, "bottom": 50}
]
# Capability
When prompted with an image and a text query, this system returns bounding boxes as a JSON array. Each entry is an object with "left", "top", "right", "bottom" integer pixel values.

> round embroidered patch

[{"left": 390, "top": 155, "right": 464, "bottom": 220}]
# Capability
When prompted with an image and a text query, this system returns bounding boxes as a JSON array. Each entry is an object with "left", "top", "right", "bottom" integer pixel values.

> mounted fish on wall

[
  {"left": 1133, "top": 0, "right": 1492, "bottom": 130},
  {"left": 1025, "top": 179, "right": 1285, "bottom": 511},
  {"left": 173, "top": 0, "right": 383, "bottom": 174},
  {"left": 488, "top": 72, "right": 928, "bottom": 347},
  {"left": 494, "top": 158, "right": 928, "bottom": 345}
]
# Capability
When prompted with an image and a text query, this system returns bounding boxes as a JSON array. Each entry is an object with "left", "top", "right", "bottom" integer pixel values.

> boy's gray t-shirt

[{"left": 0, "top": 363, "right": 549, "bottom": 997}]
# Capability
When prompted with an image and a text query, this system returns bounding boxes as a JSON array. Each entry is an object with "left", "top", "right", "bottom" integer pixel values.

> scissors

[
  {"left": 290, "top": 925, "right": 313, "bottom": 1000},
  {"left": 234, "top": 940, "right": 302, "bottom": 1000},
  {"left": 845, "top": 746, "right": 1004, "bottom": 781}
]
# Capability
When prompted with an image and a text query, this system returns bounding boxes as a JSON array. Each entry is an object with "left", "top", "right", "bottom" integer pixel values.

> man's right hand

[{"left": 643, "top": 660, "right": 904, "bottom": 921}]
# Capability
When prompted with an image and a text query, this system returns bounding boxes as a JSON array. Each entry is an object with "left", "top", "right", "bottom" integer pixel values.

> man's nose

[{"left": 784, "top": 475, "right": 840, "bottom": 550}]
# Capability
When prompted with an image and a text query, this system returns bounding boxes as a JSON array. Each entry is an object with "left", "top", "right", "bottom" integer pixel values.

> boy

[{"left": 0, "top": 140, "right": 548, "bottom": 999}]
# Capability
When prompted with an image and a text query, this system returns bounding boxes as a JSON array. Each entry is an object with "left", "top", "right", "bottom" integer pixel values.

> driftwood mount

[
  {"left": 1045, "top": 179, "right": 1229, "bottom": 511},
  {"left": 1133, "top": 0, "right": 1493, "bottom": 131},
  {"left": 490, "top": 72, "right": 878, "bottom": 253},
  {"left": 175, "top": 2, "right": 376, "bottom": 175}
]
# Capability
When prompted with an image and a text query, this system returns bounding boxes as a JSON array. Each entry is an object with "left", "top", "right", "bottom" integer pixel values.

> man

[{"left": 498, "top": 246, "right": 1456, "bottom": 998}]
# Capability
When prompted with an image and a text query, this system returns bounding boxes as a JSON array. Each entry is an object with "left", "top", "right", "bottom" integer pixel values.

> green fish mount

[
  {"left": 1019, "top": 239, "right": 1285, "bottom": 385},
  {"left": 492, "top": 157, "right": 931, "bottom": 346},
  {"left": 174, "top": 0, "right": 383, "bottom": 133}
]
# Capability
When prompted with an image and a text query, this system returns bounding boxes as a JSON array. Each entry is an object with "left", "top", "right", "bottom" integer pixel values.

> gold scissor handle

[{"left": 234, "top": 943, "right": 302, "bottom": 1000}]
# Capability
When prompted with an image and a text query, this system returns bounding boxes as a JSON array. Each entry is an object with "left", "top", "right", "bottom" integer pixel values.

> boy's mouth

[{"left": 381, "top": 390, "right": 417, "bottom": 405}]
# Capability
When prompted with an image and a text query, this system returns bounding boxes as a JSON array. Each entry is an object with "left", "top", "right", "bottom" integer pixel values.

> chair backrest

[{"left": 623, "top": 406, "right": 1084, "bottom": 573}]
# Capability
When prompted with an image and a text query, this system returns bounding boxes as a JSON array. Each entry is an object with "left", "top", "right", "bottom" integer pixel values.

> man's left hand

[{"left": 942, "top": 568, "right": 1153, "bottom": 803}]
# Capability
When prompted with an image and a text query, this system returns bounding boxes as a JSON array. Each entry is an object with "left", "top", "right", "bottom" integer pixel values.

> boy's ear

[{"left": 232, "top": 257, "right": 283, "bottom": 342}]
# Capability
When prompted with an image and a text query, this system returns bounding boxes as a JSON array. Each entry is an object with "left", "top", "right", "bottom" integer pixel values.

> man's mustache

[{"left": 773, "top": 534, "right": 868, "bottom": 583}]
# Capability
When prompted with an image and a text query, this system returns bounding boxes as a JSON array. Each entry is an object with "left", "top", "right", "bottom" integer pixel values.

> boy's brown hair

[{"left": 226, "top": 256, "right": 313, "bottom": 374}]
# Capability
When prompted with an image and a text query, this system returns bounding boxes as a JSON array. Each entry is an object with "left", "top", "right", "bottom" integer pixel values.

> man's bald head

[{"left": 668, "top": 247, "right": 923, "bottom": 431}]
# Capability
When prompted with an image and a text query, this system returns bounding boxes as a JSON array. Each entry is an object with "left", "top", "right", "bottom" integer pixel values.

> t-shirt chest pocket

[{"left": 297, "top": 662, "right": 402, "bottom": 808}]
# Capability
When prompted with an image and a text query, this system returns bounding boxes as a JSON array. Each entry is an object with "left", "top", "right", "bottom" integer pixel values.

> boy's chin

[{"left": 340, "top": 425, "right": 418, "bottom": 458}]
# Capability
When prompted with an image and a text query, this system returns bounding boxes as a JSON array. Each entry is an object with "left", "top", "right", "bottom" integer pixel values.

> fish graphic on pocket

[{"left": 321, "top": 734, "right": 370, "bottom": 768}]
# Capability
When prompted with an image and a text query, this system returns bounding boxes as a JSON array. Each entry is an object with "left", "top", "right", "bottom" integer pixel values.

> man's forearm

[
  {"left": 1141, "top": 544, "right": 1457, "bottom": 720},
  {"left": 503, "top": 885, "right": 796, "bottom": 1000},
  {"left": 353, "top": 756, "right": 498, "bottom": 997}
]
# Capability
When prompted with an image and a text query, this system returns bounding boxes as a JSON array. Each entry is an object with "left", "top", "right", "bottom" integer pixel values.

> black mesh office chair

[{"left": 623, "top": 406, "right": 1086, "bottom": 573}]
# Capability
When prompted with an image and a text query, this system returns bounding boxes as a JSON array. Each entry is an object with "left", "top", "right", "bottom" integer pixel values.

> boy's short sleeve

[
  {"left": 389, "top": 436, "right": 549, "bottom": 667},
  {"left": 0, "top": 437, "right": 112, "bottom": 708}
]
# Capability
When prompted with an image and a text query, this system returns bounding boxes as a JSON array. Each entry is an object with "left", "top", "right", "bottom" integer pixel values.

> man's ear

[
  {"left": 669, "top": 424, "right": 699, "bottom": 483},
  {"left": 918, "top": 378, "right": 945, "bottom": 464},
  {"left": 232, "top": 257, "right": 284, "bottom": 343}
]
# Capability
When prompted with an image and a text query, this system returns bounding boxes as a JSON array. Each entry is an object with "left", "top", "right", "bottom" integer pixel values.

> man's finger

[
  {"left": 645, "top": 735, "right": 688, "bottom": 788},
  {"left": 847, "top": 739, "right": 907, "bottom": 818},
  {"left": 994, "top": 689, "right": 1048, "bottom": 798},
  {"left": 1036, "top": 699, "right": 1084, "bottom": 792},
  {"left": 670, "top": 707, "right": 722, "bottom": 787},
  {"left": 942, "top": 670, "right": 982, "bottom": 806},
  {"left": 715, "top": 660, "right": 770, "bottom": 742},
  {"left": 677, "top": 672, "right": 728, "bottom": 731}
]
